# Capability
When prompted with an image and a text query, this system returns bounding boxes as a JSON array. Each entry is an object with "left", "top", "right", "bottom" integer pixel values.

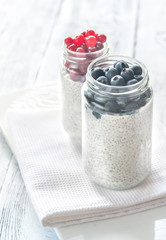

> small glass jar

[
  {"left": 60, "top": 43, "right": 109, "bottom": 146},
  {"left": 82, "top": 56, "right": 153, "bottom": 190}
]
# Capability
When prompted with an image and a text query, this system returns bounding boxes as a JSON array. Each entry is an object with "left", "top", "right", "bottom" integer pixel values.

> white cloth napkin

[{"left": 6, "top": 102, "right": 166, "bottom": 227}]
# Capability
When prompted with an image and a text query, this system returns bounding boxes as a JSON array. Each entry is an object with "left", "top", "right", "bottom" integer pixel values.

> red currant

[
  {"left": 73, "top": 35, "right": 85, "bottom": 46},
  {"left": 81, "top": 32, "right": 86, "bottom": 37},
  {"left": 76, "top": 47, "right": 85, "bottom": 53},
  {"left": 97, "top": 34, "right": 106, "bottom": 43},
  {"left": 85, "top": 36, "right": 97, "bottom": 47},
  {"left": 64, "top": 37, "right": 73, "bottom": 46},
  {"left": 96, "top": 42, "right": 104, "bottom": 50},
  {"left": 68, "top": 44, "right": 77, "bottom": 52},
  {"left": 85, "top": 30, "right": 95, "bottom": 37},
  {"left": 88, "top": 47, "right": 97, "bottom": 52},
  {"left": 81, "top": 43, "right": 88, "bottom": 52}
]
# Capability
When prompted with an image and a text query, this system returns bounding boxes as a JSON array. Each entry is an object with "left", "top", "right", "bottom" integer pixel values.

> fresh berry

[
  {"left": 65, "top": 37, "right": 73, "bottom": 46},
  {"left": 110, "top": 75, "right": 125, "bottom": 86},
  {"left": 131, "top": 65, "right": 142, "bottom": 75},
  {"left": 127, "top": 79, "right": 138, "bottom": 85},
  {"left": 88, "top": 47, "right": 97, "bottom": 52},
  {"left": 69, "top": 69, "right": 85, "bottom": 82},
  {"left": 85, "top": 30, "right": 95, "bottom": 37},
  {"left": 85, "top": 36, "right": 97, "bottom": 47},
  {"left": 94, "top": 94, "right": 106, "bottom": 104},
  {"left": 114, "top": 61, "right": 129, "bottom": 73},
  {"left": 81, "top": 43, "right": 88, "bottom": 52},
  {"left": 96, "top": 42, "right": 104, "bottom": 50},
  {"left": 73, "top": 35, "right": 85, "bottom": 46},
  {"left": 84, "top": 90, "right": 94, "bottom": 101},
  {"left": 91, "top": 68, "right": 105, "bottom": 79},
  {"left": 68, "top": 44, "right": 77, "bottom": 51},
  {"left": 79, "top": 63, "right": 89, "bottom": 74},
  {"left": 125, "top": 102, "right": 139, "bottom": 112},
  {"left": 105, "top": 101, "right": 119, "bottom": 113},
  {"left": 81, "top": 32, "right": 86, "bottom": 36},
  {"left": 120, "top": 68, "right": 134, "bottom": 81},
  {"left": 97, "top": 34, "right": 107, "bottom": 43},
  {"left": 76, "top": 47, "right": 85, "bottom": 53},
  {"left": 134, "top": 75, "right": 143, "bottom": 81},
  {"left": 105, "top": 67, "right": 110, "bottom": 72},
  {"left": 105, "top": 67, "right": 119, "bottom": 80},
  {"left": 92, "top": 109, "right": 101, "bottom": 119},
  {"left": 96, "top": 76, "right": 109, "bottom": 84}
]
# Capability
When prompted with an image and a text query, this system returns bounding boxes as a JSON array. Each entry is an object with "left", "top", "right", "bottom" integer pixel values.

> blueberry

[
  {"left": 110, "top": 75, "right": 125, "bottom": 86},
  {"left": 91, "top": 68, "right": 105, "bottom": 80},
  {"left": 116, "top": 97, "right": 126, "bottom": 107},
  {"left": 134, "top": 75, "right": 143, "bottom": 81},
  {"left": 114, "top": 61, "right": 129, "bottom": 73},
  {"left": 105, "top": 101, "right": 119, "bottom": 113},
  {"left": 127, "top": 79, "right": 138, "bottom": 85},
  {"left": 92, "top": 108, "right": 101, "bottom": 119},
  {"left": 84, "top": 90, "right": 94, "bottom": 101},
  {"left": 131, "top": 65, "right": 142, "bottom": 75},
  {"left": 124, "top": 102, "right": 139, "bottom": 112},
  {"left": 96, "top": 76, "right": 109, "bottom": 85},
  {"left": 120, "top": 68, "right": 134, "bottom": 82},
  {"left": 105, "top": 67, "right": 119, "bottom": 80},
  {"left": 94, "top": 94, "right": 106, "bottom": 105},
  {"left": 105, "top": 67, "right": 110, "bottom": 72}
]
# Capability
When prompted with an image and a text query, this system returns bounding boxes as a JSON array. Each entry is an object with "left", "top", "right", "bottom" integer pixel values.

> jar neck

[
  {"left": 86, "top": 55, "right": 149, "bottom": 98},
  {"left": 63, "top": 42, "right": 109, "bottom": 62}
]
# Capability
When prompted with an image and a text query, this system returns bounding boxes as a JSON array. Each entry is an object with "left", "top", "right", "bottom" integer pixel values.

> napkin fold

[{"left": 6, "top": 105, "right": 166, "bottom": 227}]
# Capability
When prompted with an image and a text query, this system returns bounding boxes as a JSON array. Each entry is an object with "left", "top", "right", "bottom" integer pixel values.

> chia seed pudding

[
  {"left": 82, "top": 56, "right": 153, "bottom": 190},
  {"left": 60, "top": 30, "right": 109, "bottom": 146}
]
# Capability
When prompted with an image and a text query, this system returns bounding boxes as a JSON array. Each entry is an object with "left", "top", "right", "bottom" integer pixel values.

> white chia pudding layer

[
  {"left": 61, "top": 71, "right": 83, "bottom": 146},
  {"left": 82, "top": 99, "right": 153, "bottom": 190}
]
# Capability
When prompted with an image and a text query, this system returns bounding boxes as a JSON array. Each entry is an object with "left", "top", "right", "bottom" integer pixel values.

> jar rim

[
  {"left": 63, "top": 42, "right": 109, "bottom": 60},
  {"left": 86, "top": 55, "right": 149, "bottom": 96}
]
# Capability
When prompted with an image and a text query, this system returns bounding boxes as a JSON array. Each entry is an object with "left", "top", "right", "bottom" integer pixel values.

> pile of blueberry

[
  {"left": 84, "top": 60, "right": 151, "bottom": 118},
  {"left": 91, "top": 60, "right": 143, "bottom": 86},
  {"left": 64, "top": 30, "right": 107, "bottom": 82}
]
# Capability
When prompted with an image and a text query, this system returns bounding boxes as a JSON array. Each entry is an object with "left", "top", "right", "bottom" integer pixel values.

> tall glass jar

[
  {"left": 60, "top": 43, "right": 109, "bottom": 147},
  {"left": 82, "top": 56, "right": 153, "bottom": 190}
]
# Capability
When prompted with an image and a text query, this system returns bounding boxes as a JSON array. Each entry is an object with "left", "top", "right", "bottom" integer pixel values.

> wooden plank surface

[
  {"left": 0, "top": 0, "right": 166, "bottom": 239},
  {"left": 0, "top": 0, "right": 62, "bottom": 239},
  {"left": 37, "top": 0, "right": 138, "bottom": 83}
]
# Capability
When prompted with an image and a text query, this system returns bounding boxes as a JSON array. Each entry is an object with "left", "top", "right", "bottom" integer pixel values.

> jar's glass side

[
  {"left": 60, "top": 44, "right": 109, "bottom": 146},
  {"left": 82, "top": 56, "right": 153, "bottom": 190}
]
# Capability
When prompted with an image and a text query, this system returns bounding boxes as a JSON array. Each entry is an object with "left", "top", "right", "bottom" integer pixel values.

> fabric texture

[{"left": 6, "top": 106, "right": 166, "bottom": 227}]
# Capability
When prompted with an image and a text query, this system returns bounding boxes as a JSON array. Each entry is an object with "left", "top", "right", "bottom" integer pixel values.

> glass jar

[
  {"left": 82, "top": 56, "right": 153, "bottom": 190},
  {"left": 60, "top": 43, "right": 109, "bottom": 147}
]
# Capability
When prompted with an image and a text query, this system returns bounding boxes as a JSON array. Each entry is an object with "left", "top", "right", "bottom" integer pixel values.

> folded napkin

[{"left": 6, "top": 94, "right": 166, "bottom": 227}]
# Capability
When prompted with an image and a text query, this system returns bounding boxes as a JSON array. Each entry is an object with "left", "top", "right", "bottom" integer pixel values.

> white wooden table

[{"left": 0, "top": 0, "right": 166, "bottom": 239}]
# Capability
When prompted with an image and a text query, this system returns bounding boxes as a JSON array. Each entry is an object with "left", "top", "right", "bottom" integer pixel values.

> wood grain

[
  {"left": 0, "top": 0, "right": 62, "bottom": 239},
  {"left": 37, "top": 0, "right": 139, "bottom": 83}
]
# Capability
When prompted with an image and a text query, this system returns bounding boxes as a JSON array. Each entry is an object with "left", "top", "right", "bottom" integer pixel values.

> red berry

[
  {"left": 85, "top": 36, "right": 97, "bottom": 47},
  {"left": 64, "top": 37, "right": 73, "bottom": 46},
  {"left": 68, "top": 44, "right": 77, "bottom": 52},
  {"left": 97, "top": 34, "right": 106, "bottom": 43},
  {"left": 85, "top": 30, "right": 95, "bottom": 37},
  {"left": 96, "top": 41, "right": 104, "bottom": 50},
  {"left": 81, "top": 43, "right": 88, "bottom": 52},
  {"left": 76, "top": 47, "right": 85, "bottom": 53},
  {"left": 81, "top": 32, "right": 86, "bottom": 37},
  {"left": 88, "top": 47, "right": 97, "bottom": 52},
  {"left": 73, "top": 35, "right": 85, "bottom": 46},
  {"left": 69, "top": 69, "right": 86, "bottom": 82}
]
